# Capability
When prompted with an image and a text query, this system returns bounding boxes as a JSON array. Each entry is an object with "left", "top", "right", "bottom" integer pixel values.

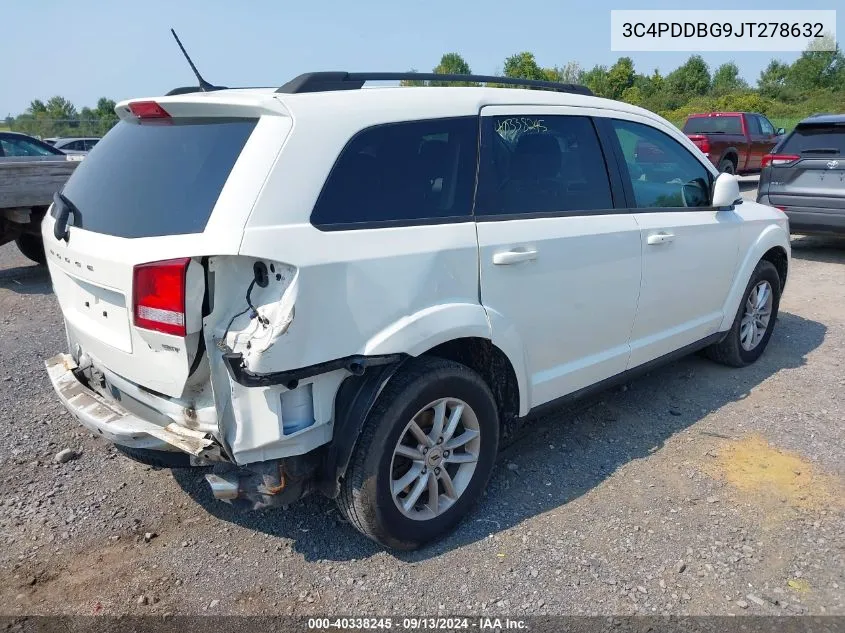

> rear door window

[
  {"left": 60, "top": 118, "right": 257, "bottom": 238},
  {"left": 311, "top": 117, "right": 478, "bottom": 229},
  {"left": 476, "top": 115, "right": 614, "bottom": 216},
  {"left": 683, "top": 116, "right": 742, "bottom": 134},
  {"left": 780, "top": 125, "right": 845, "bottom": 156}
]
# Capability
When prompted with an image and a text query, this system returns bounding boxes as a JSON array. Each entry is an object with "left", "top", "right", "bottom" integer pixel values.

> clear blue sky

[{"left": 2, "top": 0, "right": 841, "bottom": 116}]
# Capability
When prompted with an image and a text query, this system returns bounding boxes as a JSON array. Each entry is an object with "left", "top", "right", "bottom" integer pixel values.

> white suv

[{"left": 42, "top": 72, "right": 790, "bottom": 549}]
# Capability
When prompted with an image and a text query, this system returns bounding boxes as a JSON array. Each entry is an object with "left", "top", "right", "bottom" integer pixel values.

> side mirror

[
  {"left": 776, "top": 127, "right": 785, "bottom": 135},
  {"left": 712, "top": 172, "right": 741, "bottom": 208}
]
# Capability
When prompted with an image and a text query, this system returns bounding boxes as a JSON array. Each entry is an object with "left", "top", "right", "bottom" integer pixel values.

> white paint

[{"left": 43, "top": 86, "right": 791, "bottom": 467}]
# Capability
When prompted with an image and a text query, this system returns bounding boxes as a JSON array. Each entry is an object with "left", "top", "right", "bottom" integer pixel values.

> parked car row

[
  {"left": 0, "top": 132, "right": 100, "bottom": 158},
  {"left": 0, "top": 131, "right": 76, "bottom": 161}
]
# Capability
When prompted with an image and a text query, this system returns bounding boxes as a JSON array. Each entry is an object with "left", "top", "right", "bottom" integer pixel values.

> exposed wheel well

[
  {"left": 721, "top": 151, "right": 738, "bottom": 167},
  {"left": 761, "top": 246, "right": 788, "bottom": 291},
  {"left": 422, "top": 337, "right": 520, "bottom": 430}
]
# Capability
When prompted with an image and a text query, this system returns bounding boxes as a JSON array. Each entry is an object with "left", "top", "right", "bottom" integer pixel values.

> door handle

[
  {"left": 647, "top": 232, "right": 675, "bottom": 246},
  {"left": 492, "top": 249, "right": 538, "bottom": 265}
]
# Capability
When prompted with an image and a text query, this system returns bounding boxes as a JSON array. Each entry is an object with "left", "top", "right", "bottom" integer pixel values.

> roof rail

[{"left": 275, "top": 72, "right": 594, "bottom": 96}]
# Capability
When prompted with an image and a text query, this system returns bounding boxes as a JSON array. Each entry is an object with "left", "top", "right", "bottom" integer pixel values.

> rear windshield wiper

[{"left": 800, "top": 148, "right": 840, "bottom": 154}]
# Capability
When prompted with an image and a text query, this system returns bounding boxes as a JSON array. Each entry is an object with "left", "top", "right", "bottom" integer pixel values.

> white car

[
  {"left": 42, "top": 73, "right": 790, "bottom": 549},
  {"left": 43, "top": 137, "right": 100, "bottom": 155}
]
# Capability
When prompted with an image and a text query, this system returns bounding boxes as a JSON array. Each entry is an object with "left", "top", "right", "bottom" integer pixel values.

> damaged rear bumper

[{"left": 45, "top": 353, "right": 217, "bottom": 456}]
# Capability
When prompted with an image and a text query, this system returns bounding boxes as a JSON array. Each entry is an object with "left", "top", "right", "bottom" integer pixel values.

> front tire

[
  {"left": 705, "top": 260, "right": 781, "bottom": 367},
  {"left": 15, "top": 234, "right": 46, "bottom": 265},
  {"left": 337, "top": 357, "right": 499, "bottom": 550}
]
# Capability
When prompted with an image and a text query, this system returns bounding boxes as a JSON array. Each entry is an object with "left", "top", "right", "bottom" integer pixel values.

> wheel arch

[
  {"left": 719, "top": 148, "right": 739, "bottom": 169},
  {"left": 322, "top": 306, "right": 530, "bottom": 496},
  {"left": 361, "top": 303, "right": 530, "bottom": 417},
  {"left": 719, "top": 225, "right": 790, "bottom": 331},
  {"left": 421, "top": 337, "right": 522, "bottom": 431}
]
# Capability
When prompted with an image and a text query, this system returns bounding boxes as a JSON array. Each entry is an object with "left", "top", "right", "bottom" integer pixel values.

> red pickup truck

[{"left": 682, "top": 112, "right": 785, "bottom": 175}]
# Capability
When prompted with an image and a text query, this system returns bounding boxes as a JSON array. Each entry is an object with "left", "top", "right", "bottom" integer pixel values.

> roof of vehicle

[
  {"left": 0, "top": 131, "right": 44, "bottom": 139},
  {"left": 120, "top": 85, "right": 666, "bottom": 127},
  {"left": 52, "top": 137, "right": 101, "bottom": 142},
  {"left": 797, "top": 113, "right": 845, "bottom": 126}
]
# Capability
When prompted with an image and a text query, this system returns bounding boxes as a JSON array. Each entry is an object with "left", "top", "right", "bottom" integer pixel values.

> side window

[
  {"left": 477, "top": 115, "right": 613, "bottom": 215},
  {"left": 758, "top": 116, "right": 775, "bottom": 136},
  {"left": 747, "top": 116, "right": 762, "bottom": 135},
  {"left": 611, "top": 119, "right": 712, "bottom": 209},
  {"left": 85, "top": 139, "right": 99, "bottom": 150},
  {"left": 311, "top": 117, "right": 478, "bottom": 229}
]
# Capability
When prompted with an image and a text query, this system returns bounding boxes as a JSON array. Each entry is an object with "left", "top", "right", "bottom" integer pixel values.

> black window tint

[
  {"left": 61, "top": 118, "right": 256, "bottom": 239},
  {"left": 759, "top": 117, "right": 775, "bottom": 136},
  {"left": 311, "top": 117, "right": 478, "bottom": 228},
  {"left": 477, "top": 115, "right": 613, "bottom": 215},
  {"left": 747, "top": 116, "right": 762, "bottom": 135},
  {"left": 780, "top": 125, "right": 845, "bottom": 155},
  {"left": 682, "top": 116, "right": 742, "bottom": 134},
  {"left": 612, "top": 119, "right": 712, "bottom": 209}
]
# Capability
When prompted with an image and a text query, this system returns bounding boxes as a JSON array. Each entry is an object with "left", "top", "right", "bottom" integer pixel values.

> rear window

[
  {"left": 683, "top": 116, "right": 742, "bottom": 135},
  {"left": 61, "top": 118, "right": 257, "bottom": 238},
  {"left": 780, "top": 125, "right": 845, "bottom": 156}
]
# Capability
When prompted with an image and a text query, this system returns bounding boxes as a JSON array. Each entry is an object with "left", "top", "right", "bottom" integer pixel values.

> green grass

[{"left": 770, "top": 117, "right": 803, "bottom": 134}]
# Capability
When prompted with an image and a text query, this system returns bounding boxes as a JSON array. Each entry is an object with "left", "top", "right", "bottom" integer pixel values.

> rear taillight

[
  {"left": 688, "top": 134, "right": 710, "bottom": 154},
  {"left": 775, "top": 206, "right": 787, "bottom": 213},
  {"left": 128, "top": 101, "right": 171, "bottom": 119},
  {"left": 133, "top": 258, "right": 190, "bottom": 336},
  {"left": 761, "top": 154, "right": 799, "bottom": 168}
]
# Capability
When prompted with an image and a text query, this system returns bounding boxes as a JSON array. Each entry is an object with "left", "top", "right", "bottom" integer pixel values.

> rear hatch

[
  {"left": 42, "top": 92, "right": 291, "bottom": 398},
  {"left": 763, "top": 120, "right": 845, "bottom": 210}
]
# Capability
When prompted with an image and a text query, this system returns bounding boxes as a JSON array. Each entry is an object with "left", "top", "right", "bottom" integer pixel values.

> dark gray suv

[{"left": 757, "top": 114, "right": 845, "bottom": 235}]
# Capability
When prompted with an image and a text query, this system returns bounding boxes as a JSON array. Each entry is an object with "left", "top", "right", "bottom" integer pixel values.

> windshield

[
  {"left": 60, "top": 117, "right": 257, "bottom": 238},
  {"left": 683, "top": 116, "right": 742, "bottom": 135}
]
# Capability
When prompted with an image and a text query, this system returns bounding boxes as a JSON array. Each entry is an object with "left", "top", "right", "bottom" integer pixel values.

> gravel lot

[{"left": 1, "top": 225, "right": 843, "bottom": 618}]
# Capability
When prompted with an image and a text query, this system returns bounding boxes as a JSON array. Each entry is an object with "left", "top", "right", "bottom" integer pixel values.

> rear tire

[
  {"left": 705, "top": 260, "right": 781, "bottom": 367},
  {"left": 718, "top": 157, "right": 737, "bottom": 175},
  {"left": 15, "top": 234, "right": 46, "bottom": 265},
  {"left": 337, "top": 357, "right": 499, "bottom": 550},
  {"left": 115, "top": 445, "right": 193, "bottom": 469}
]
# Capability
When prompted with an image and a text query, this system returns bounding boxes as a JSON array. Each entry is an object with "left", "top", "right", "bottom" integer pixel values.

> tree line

[
  {"left": 6, "top": 37, "right": 843, "bottom": 139},
  {"left": 403, "top": 37, "right": 844, "bottom": 130},
  {"left": 5, "top": 96, "right": 118, "bottom": 138}
]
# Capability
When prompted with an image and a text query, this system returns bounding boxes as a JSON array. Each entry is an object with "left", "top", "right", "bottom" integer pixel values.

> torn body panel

[{"left": 202, "top": 255, "right": 349, "bottom": 465}]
